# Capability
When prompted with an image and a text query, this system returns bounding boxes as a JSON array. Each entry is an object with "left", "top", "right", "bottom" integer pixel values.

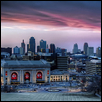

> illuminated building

[
  {"left": 86, "top": 59, "right": 101, "bottom": 76},
  {"left": 1, "top": 60, "right": 50, "bottom": 85}
]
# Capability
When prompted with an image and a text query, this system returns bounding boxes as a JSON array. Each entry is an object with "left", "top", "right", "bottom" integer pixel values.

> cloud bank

[{"left": 1, "top": 1, "right": 101, "bottom": 31}]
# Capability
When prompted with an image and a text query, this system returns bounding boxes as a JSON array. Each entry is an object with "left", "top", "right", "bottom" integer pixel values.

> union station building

[{"left": 1, "top": 60, "right": 50, "bottom": 85}]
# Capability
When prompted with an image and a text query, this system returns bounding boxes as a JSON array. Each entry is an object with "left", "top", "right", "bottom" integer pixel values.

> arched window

[
  {"left": 11, "top": 72, "right": 17, "bottom": 80},
  {"left": 37, "top": 72, "right": 42, "bottom": 79},
  {"left": 24, "top": 72, "right": 30, "bottom": 80}
]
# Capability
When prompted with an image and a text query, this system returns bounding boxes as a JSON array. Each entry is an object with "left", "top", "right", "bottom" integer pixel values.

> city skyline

[{"left": 1, "top": 1, "right": 101, "bottom": 53}]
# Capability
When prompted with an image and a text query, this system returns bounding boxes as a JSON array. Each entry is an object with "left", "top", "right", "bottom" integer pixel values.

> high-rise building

[
  {"left": 61, "top": 49, "right": 67, "bottom": 56},
  {"left": 40, "top": 39, "right": 46, "bottom": 52},
  {"left": 57, "top": 56, "right": 68, "bottom": 71},
  {"left": 29, "top": 37, "right": 35, "bottom": 54},
  {"left": 21, "top": 39, "right": 25, "bottom": 54},
  {"left": 1, "top": 47, "right": 12, "bottom": 56},
  {"left": 83, "top": 42, "right": 88, "bottom": 55},
  {"left": 27, "top": 44, "right": 29, "bottom": 53},
  {"left": 50, "top": 44, "right": 55, "bottom": 53},
  {"left": 87, "top": 47, "right": 94, "bottom": 56},
  {"left": 20, "top": 47, "right": 23, "bottom": 55},
  {"left": 37, "top": 45, "right": 40, "bottom": 52},
  {"left": 73, "top": 43, "right": 78, "bottom": 53},
  {"left": 96, "top": 47, "right": 101, "bottom": 57},
  {"left": 86, "top": 59, "right": 101, "bottom": 76},
  {"left": 13, "top": 46, "right": 20, "bottom": 54}
]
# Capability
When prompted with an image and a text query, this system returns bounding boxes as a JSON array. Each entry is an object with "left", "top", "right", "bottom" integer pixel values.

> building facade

[
  {"left": 87, "top": 47, "right": 94, "bottom": 56},
  {"left": 13, "top": 46, "right": 20, "bottom": 54},
  {"left": 37, "top": 45, "right": 40, "bottom": 52},
  {"left": 1, "top": 47, "right": 12, "bottom": 56},
  {"left": 73, "top": 43, "right": 78, "bottom": 54},
  {"left": 40, "top": 39, "right": 46, "bottom": 52},
  {"left": 96, "top": 47, "right": 101, "bottom": 57},
  {"left": 50, "top": 70, "right": 69, "bottom": 82},
  {"left": 29, "top": 37, "right": 35, "bottom": 54},
  {"left": 21, "top": 40, "right": 25, "bottom": 55},
  {"left": 50, "top": 44, "right": 55, "bottom": 53},
  {"left": 83, "top": 42, "right": 88, "bottom": 55},
  {"left": 1, "top": 60, "right": 50, "bottom": 85},
  {"left": 86, "top": 59, "right": 101, "bottom": 76},
  {"left": 20, "top": 47, "right": 23, "bottom": 55},
  {"left": 57, "top": 56, "right": 68, "bottom": 71}
]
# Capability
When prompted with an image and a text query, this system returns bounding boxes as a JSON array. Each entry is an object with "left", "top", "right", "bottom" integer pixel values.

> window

[
  {"left": 11, "top": 72, "right": 17, "bottom": 80},
  {"left": 36, "top": 72, "right": 42, "bottom": 79},
  {"left": 5, "top": 71, "right": 7, "bottom": 76}
]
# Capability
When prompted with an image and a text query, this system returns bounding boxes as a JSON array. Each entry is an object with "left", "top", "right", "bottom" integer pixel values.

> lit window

[{"left": 5, "top": 71, "right": 7, "bottom": 76}]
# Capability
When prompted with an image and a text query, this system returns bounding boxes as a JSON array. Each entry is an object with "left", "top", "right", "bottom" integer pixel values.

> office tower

[
  {"left": 73, "top": 43, "right": 78, "bottom": 53},
  {"left": 47, "top": 44, "right": 48, "bottom": 48},
  {"left": 40, "top": 39, "right": 46, "bottom": 52},
  {"left": 46, "top": 48, "right": 49, "bottom": 53},
  {"left": 83, "top": 42, "right": 88, "bottom": 55},
  {"left": 96, "top": 47, "right": 101, "bottom": 57},
  {"left": 50, "top": 44, "right": 55, "bottom": 53},
  {"left": 27, "top": 44, "right": 29, "bottom": 53},
  {"left": 37, "top": 45, "right": 40, "bottom": 52},
  {"left": 86, "top": 59, "right": 101, "bottom": 75},
  {"left": 57, "top": 56, "right": 68, "bottom": 71},
  {"left": 29, "top": 37, "right": 35, "bottom": 54},
  {"left": 61, "top": 49, "right": 67, "bottom": 56},
  {"left": 21, "top": 39, "right": 25, "bottom": 54},
  {"left": 13, "top": 46, "right": 20, "bottom": 54},
  {"left": 1, "top": 47, "right": 12, "bottom": 56},
  {"left": 20, "top": 47, "right": 23, "bottom": 55},
  {"left": 87, "top": 47, "right": 94, "bottom": 56}
]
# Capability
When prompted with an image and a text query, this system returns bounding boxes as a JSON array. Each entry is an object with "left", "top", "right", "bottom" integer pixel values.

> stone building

[{"left": 1, "top": 60, "right": 50, "bottom": 85}]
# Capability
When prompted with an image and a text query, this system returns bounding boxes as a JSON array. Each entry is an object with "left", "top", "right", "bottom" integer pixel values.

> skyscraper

[
  {"left": 96, "top": 47, "right": 101, "bottom": 57},
  {"left": 83, "top": 42, "right": 88, "bottom": 55},
  {"left": 20, "top": 47, "right": 23, "bottom": 55},
  {"left": 27, "top": 44, "right": 29, "bottom": 53},
  {"left": 50, "top": 44, "right": 55, "bottom": 53},
  {"left": 29, "top": 37, "right": 35, "bottom": 54},
  {"left": 37, "top": 45, "right": 40, "bottom": 52},
  {"left": 73, "top": 43, "right": 78, "bottom": 53},
  {"left": 21, "top": 39, "right": 25, "bottom": 55},
  {"left": 87, "top": 47, "right": 94, "bottom": 56},
  {"left": 13, "top": 46, "right": 20, "bottom": 54},
  {"left": 40, "top": 39, "right": 46, "bottom": 52}
]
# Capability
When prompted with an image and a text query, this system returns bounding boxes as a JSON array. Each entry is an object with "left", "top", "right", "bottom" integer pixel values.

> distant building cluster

[{"left": 1, "top": 37, "right": 101, "bottom": 86}]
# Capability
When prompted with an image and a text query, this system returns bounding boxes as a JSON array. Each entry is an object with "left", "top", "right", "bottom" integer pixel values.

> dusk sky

[{"left": 1, "top": 1, "right": 101, "bottom": 53}]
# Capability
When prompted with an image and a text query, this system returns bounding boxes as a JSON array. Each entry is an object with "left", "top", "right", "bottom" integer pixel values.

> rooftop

[{"left": 1, "top": 59, "right": 50, "bottom": 68}]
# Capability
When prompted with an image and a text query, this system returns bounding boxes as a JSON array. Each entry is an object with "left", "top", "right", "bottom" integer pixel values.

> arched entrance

[
  {"left": 11, "top": 72, "right": 19, "bottom": 84},
  {"left": 36, "top": 72, "right": 42, "bottom": 79},
  {"left": 24, "top": 72, "right": 30, "bottom": 83},
  {"left": 11, "top": 72, "right": 17, "bottom": 80},
  {"left": 36, "top": 71, "right": 45, "bottom": 83}
]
